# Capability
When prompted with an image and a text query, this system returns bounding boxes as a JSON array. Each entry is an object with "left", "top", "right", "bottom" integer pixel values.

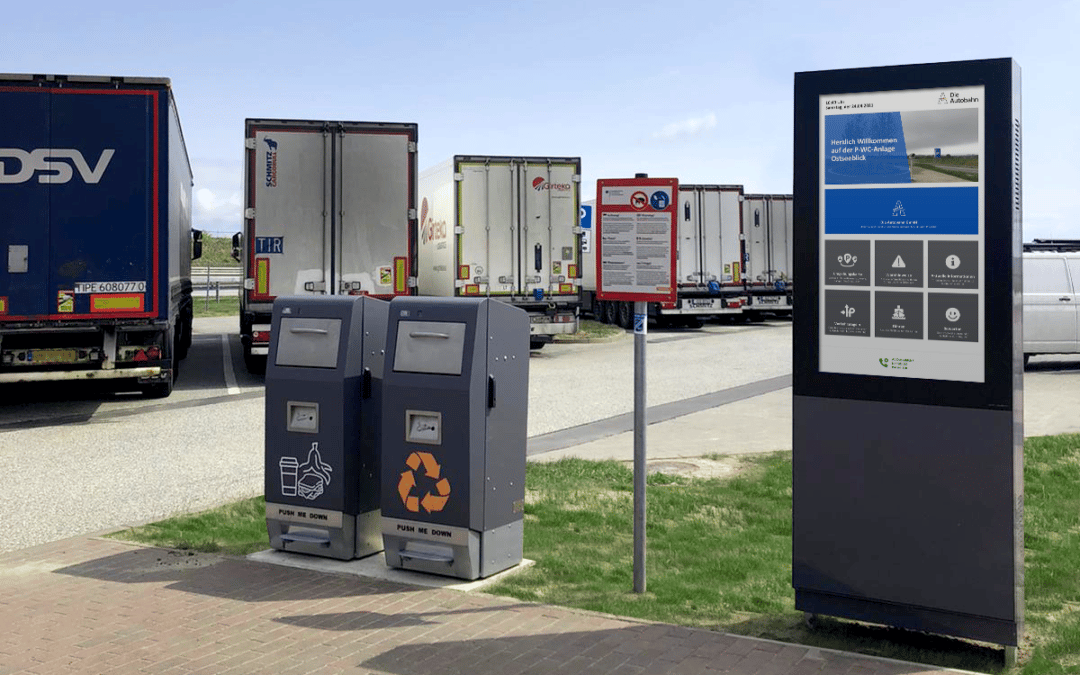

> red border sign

[{"left": 595, "top": 177, "right": 678, "bottom": 303}]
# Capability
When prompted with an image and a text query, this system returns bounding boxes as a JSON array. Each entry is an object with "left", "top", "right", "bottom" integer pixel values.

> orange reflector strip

[
  {"left": 568, "top": 264, "right": 578, "bottom": 278},
  {"left": 559, "top": 284, "right": 574, "bottom": 294},
  {"left": 464, "top": 284, "right": 480, "bottom": 295},
  {"left": 458, "top": 265, "right": 470, "bottom": 280},
  {"left": 0, "top": 296, "right": 7, "bottom": 314},
  {"left": 256, "top": 258, "right": 270, "bottom": 296},
  {"left": 733, "top": 262, "right": 740, "bottom": 283},
  {"left": 394, "top": 257, "right": 407, "bottom": 294},
  {"left": 90, "top": 294, "right": 145, "bottom": 312}
]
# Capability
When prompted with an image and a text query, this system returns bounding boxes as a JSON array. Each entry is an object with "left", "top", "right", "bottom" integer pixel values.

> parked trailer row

[
  {"left": 0, "top": 73, "right": 199, "bottom": 398},
  {"left": 234, "top": 118, "right": 584, "bottom": 369},
  {"left": 580, "top": 185, "right": 793, "bottom": 328}
]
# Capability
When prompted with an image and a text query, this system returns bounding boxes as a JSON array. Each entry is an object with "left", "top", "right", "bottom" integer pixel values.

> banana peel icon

[
  {"left": 296, "top": 442, "right": 333, "bottom": 501},
  {"left": 398, "top": 451, "right": 451, "bottom": 513}
]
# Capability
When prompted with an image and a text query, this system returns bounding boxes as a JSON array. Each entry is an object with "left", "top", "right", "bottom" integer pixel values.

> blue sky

[{"left": 3, "top": 0, "right": 1076, "bottom": 240}]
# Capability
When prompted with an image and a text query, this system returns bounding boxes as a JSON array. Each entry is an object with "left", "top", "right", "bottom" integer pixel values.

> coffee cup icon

[{"left": 280, "top": 457, "right": 299, "bottom": 496}]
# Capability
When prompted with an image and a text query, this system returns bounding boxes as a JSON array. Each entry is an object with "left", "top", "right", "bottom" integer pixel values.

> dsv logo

[{"left": 0, "top": 148, "right": 115, "bottom": 184}]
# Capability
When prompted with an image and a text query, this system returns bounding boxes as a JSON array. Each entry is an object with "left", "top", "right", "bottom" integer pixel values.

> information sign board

[
  {"left": 595, "top": 178, "right": 677, "bottom": 303},
  {"left": 819, "top": 86, "right": 986, "bottom": 382}
]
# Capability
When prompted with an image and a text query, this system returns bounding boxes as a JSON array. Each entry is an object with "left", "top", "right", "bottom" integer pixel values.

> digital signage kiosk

[{"left": 792, "top": 59, "right": 1022, "bottom": 646}]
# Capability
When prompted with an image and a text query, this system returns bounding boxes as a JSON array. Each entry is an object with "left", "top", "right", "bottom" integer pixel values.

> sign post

[
  {"left": 793, "top": 59, "right": 1022, "bottom": 652},
  {"left": 596, "top": 176, "right": 677, "bottom": 593}
]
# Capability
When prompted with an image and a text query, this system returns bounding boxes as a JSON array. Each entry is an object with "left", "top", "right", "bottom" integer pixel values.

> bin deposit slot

[
  {"left": 393, "top": 321, "right": 466, "bottom": 375},
  {"left": 287, "top": 401, "right": 319, "bottom": 433},
  {"left": 406, "top": 410, "right": 442, "bottom": 445},
  {"left": 276, "top": 317, "right": 342, "bottom": 368}
]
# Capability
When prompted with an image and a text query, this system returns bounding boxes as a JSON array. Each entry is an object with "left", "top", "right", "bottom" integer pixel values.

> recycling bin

[
  {"left": 264, "top": 295, "right": 387, "bottom": 560},
  {"left": 381, "top": 297, "right": 528, "bottom": 579}
]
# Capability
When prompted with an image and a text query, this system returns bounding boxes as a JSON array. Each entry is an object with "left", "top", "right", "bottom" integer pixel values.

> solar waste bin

[
  {"left": 265, "top": 295, "right": 387, "bottom": 560},
  {"left": 381, "top": 297, "right": 528, "bottom": 579}
]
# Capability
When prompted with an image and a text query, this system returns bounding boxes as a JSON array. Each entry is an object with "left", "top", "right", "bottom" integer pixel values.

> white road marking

[{"left": 221, "top": 334, "right": 240, "bottom": 394}]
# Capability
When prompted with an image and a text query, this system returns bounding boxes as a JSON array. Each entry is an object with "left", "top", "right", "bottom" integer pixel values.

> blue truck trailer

[{"left": 0, "top": 74, "right": 197, "bottom": 397}]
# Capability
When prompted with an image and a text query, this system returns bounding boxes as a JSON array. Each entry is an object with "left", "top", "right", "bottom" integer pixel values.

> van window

[{"left": 1026, "top": 258, "right": 1069, "bottom": 293}]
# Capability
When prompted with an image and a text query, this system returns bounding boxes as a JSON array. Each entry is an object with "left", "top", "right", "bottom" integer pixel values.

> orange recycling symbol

[{"left": 398, "top": 452, "right": 451, "bottom": 513}]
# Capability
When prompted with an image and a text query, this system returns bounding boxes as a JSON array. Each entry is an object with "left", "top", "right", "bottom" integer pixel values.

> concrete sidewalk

[{"left": 0, "top": 535, "right": 978, "bottom": 675}]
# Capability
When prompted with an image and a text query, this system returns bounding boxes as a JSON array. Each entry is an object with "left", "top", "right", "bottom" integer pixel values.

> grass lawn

[
  {"left": 108, "top": 434, "right": 1080, "bottom": 674},
  {"left": 193, "top": 294, "right": 240, "bottom": 318}
]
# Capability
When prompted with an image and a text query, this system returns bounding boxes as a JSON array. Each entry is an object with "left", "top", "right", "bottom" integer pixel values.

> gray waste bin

[
  {"left": 381, "top": 297, "right": 528, "bottom": 579},
  {"left": 265, "top": 295, "right": 387, "bottom": 560}
]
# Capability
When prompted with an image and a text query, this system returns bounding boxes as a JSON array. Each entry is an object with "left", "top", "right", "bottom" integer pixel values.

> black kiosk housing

[
  {"left": 264, "top": 295, "right": 388, "bottom": 560},
  {"left": 792, "top": 59, "right": 1022, "bottom": 646}
]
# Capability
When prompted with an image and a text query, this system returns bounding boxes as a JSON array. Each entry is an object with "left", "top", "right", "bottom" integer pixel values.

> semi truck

[
  {"left": 0, "top": 73, "right": 197, "bottom": 398},
  {"left": 235, "top": 119, "right": 418, "bottom": 371},
  {"left": 581, "top": 184, "right": 749, "bottom": 327},
  {"left": 740, "top": 194, "right": 793, "bottom": 318},
  {"left": 416, "top": 156, "right": 581, "bottom": 348}
]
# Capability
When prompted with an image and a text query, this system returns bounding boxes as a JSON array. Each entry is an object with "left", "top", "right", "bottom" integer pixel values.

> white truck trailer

[
  {"left": 236, "top": 119, "right": 418, "bottom": 371},
  {"left": 417, "top": 156, "right": 581, "bottom": 348},
  {"left": 740, "top": 194, "right": 793, "bottom": 318},
  {"left": 581, "top": 184, "right": 748, "bottom": 327}
]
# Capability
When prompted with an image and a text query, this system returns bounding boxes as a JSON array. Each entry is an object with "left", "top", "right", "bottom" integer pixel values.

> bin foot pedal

[
  {"left": 281, "top": 532, "right": 332, "bottom": 546},
  {"left": 399, "top": 549, "right": 454, "bottom": 563}
]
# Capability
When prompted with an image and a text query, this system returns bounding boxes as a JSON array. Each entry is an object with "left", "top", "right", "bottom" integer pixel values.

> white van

[{"left": 1023, "top": 240, "right": 1080, "bottom": 365}]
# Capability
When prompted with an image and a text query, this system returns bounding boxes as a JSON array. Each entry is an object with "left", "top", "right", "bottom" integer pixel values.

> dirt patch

[{"left": 634, "top": 456, "right": 744, "bottom": 480}]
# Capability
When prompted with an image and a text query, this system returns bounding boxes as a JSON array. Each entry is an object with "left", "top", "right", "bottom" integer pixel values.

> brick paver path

[{"left": 0, "top": 537, "right": 968, "bottom": 675}]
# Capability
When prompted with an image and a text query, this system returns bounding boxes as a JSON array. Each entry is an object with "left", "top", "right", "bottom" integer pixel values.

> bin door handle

[
  {"left": 487, "top": 375, "right": 496, "bottom": 409},
  {"left": 409, "top": 331, "right": 449, "bottom": 339},
  {"left": 290, "top": 327, "right": 328, "bottom": 335},
  {"left": 362, "top": 367, "right": 372, "bottom": 399}
]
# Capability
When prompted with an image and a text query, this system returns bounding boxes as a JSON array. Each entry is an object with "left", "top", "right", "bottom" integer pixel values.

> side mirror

[
  {"left": 231, "top": 232, "right": 242, "bottom": 263},
  {"left": 191, "top": 229, "right": 204, "bottom": 260}
]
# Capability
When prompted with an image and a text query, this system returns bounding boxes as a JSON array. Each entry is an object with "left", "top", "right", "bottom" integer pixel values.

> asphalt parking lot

[{"left": 0, "top": 316, "right": 1077, "bottom": 553}]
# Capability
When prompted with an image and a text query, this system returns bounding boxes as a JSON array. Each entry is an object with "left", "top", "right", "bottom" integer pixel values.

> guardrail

[{"left": 192, "top": 267, "right": 242, "bottom": 303}]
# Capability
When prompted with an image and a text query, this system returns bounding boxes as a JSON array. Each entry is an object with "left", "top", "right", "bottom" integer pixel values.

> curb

[{"left": 553, "top": 330, "right": 628, "bottom": 345}]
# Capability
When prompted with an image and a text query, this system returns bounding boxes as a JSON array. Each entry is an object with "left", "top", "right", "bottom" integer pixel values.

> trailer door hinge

[
  {"left": 245, "top": 138, "right": 257, "bottom": 150},
  {"left": 408, "top": 208, "right": 417, "bottom": 220},
  {"left": 244, "top": 208, "right": 256, "bottom": 220},
  {"left": 454, "top": 279, "right": 467, "bottom": 288},
  {"left": 407, "top": 276, "right": 418, "bottom": 288},
  {"left": 454, "top": 226, "right": 464, "bottom": 235},
  {"left": 407, "top": 141, "right": 417, "bottom": 153},
  {"left": 244, "top": 278, "right": 255, "bottom": 290},
  {"left": 454, "top": 172, "right": 464, "bottom": 181},
  {"left": 573, "top": 226, "right": 583, "bottom": 235},
  {"left": 571, "top": 174, "right": 581, "bottom": 183}
]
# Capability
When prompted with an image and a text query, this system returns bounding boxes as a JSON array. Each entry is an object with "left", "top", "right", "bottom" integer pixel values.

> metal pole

[{"left": 633, "top": 300, "right": 647, "bottom": 593}]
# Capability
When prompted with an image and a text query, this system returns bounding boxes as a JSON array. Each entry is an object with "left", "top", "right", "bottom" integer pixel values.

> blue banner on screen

[
  {"left": 825, "top": 187, "right": 978, "bottom": 234},
  {"left": 825, "top": 112, "right": 911, "bottom": 184}
]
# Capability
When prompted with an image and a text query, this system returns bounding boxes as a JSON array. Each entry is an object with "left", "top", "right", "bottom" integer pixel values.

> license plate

[
  {"left": 756, "top": 297, "right": 781, "bottom": 305},
  {"left": 31, "top": 349, "right": 79, "bottom": 364},
  {"left": 74, "top": 281, "right": 147, "bottom": 294},
  {"left": 688, "top": 299, "right": 715, "bottom": 308}
]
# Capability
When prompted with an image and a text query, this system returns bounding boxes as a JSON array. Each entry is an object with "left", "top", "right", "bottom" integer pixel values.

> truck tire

[
  {"left": 617, "top": 301, "right": 633, "bottom": 329},
  {"left": 603, "top": 301, "right": 618, "bottom": 325},
  {"left": 244, "top": 344, "right": 267, "bottom": 375},
  {"left": 176, "top": 307, "right": 192, "bottom": 360},
  {"left": 595, "top": 300, "right": 608, "bottom": 323}
]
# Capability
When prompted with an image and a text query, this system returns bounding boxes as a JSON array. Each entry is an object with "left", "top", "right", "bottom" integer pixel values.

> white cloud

[
  {"left": 652, "top": 113, "right": 717, "bottom": 141},
  {"left": 194, "top": 187, "right": 243, "bottom": 234}
]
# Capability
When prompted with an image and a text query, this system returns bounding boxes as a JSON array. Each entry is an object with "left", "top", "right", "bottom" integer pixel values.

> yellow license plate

[{"left": 33, "top": 349, "right": 79, "bottom": 364}]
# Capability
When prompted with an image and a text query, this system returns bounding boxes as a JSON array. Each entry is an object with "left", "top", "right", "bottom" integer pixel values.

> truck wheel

[
  {"left": 244, "top": 344, "right": 266, "bottom": 374},
  {"left": 595, "top": 300, "right": 608, "bottom": 323},
  {"left": 529, "top": 340, "right": 546, "bottom": 350},
  {"left": 176, "top": 309, "right": 192, "bottom": 360},
  {"left": 617, "top": 302, "right": 633, "bottom": 329},
  {"left": 142, "top": 329, "right": 177, "bottom": 398},
  {"left": 603, "top": 301, "right": 618, "bottom": 325}
]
